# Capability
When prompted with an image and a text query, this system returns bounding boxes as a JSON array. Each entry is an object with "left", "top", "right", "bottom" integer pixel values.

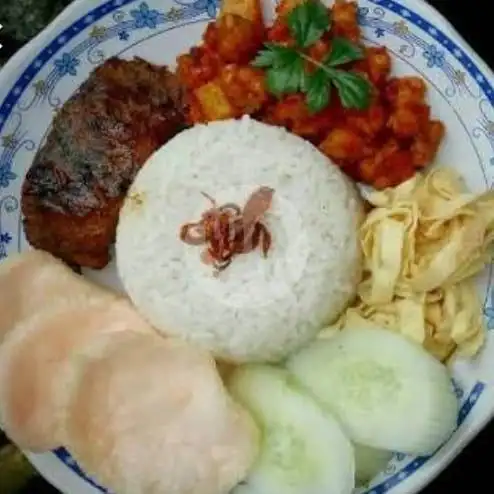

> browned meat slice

[{"left": 21, "top": 57, "right": 188, "bottom": 269}]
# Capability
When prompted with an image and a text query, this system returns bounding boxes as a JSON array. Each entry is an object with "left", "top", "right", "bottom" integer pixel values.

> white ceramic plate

[{"left": 1, "top": 0, "right": 494, "bottom": 493}]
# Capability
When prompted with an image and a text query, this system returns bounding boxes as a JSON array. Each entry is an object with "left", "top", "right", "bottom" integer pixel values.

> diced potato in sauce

[
  {"left": 176, "top": 0, "right": 445, "bottom": 189},
  {"left": 194, "top": 82, "right": 236, "bottom": 121}
]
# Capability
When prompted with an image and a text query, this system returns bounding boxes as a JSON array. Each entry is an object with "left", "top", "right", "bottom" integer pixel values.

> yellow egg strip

[{"left": 329, "top": 167, "right": 494, "bottom": 362}]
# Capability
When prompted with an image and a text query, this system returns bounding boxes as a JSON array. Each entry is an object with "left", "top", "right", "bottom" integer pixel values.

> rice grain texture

[{"left": 116, "top": 117, "right": 363, "bottom": 362}]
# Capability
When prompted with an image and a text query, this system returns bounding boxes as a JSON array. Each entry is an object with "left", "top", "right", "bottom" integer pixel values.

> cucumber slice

[
  {"left": 353, "top": 443, "right": 392, "bottom": 486},
  {"left": 286, "top": 327, "right": 458, "bottom": 455},
  {"left": 228, "top": 365, "right": 355, "bottom": 494}
]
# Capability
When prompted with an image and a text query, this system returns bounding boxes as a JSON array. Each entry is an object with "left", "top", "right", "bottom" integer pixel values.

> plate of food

[{"left": 1, "top": 0, "right": 494, "bottom": 493}]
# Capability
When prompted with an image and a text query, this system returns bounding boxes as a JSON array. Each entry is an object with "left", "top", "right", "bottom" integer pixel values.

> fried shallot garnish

[{"left": 180, "top": 186, "right": 274, "bottom": 275}]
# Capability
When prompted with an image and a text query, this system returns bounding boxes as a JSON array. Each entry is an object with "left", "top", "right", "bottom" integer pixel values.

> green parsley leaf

[
  {"left": 286, "top": 0, "right": 331, "bottom": 48},
  {"left": 326, "top": 37, "right": 365, "bottom": 67},
  {"left": 327, "top": 69, "right": 372, "bottom": 109},
  {"left": 252, "top": 43, "right": 300, "bottom": 69},
  {"left": 265, "top": 56, "right": 305, "bottom": 96},
  {"left": 251, "top": 1, "right": 374, "bottom": 112},
  {"left": 251, "top": 45, "right": 279, "bottom": 68},
  {"left": 299, "top": 69, "right": 311, "bottom": 93},
  {"left": 304, "top": 69, "right": 331, "bottom": 113}
]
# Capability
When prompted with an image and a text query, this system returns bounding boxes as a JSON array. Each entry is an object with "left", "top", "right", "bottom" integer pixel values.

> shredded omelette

[{"left": 324, "top": 167, "right": 494, "bottom": 362}]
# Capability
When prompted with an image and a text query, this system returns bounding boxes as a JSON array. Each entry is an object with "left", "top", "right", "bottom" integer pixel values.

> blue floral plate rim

[{"left": 1, "top": 0, "right": 494, "bottom": 493}]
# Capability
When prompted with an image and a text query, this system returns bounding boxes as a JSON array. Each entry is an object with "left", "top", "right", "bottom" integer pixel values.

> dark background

[
  {"left": 0, "top": 0, "right": 492, "bottom": 492},
  {"left": 422, "top": 1, "right": 494, "bottom": 492}
]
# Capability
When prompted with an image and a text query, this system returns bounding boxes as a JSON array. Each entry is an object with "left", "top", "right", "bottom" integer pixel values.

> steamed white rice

[{"left": 116, "top": 117, "right": 363, "bottom": 362}]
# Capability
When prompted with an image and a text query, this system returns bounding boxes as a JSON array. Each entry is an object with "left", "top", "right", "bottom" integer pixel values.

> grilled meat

[{"left": 21, "top": 57, "right": 188, "bottom": 268}]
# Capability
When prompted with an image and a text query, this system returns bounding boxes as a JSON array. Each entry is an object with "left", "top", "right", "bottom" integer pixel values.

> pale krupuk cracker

[
  {"left": 65, "top": 332, "right": 259, "bottom": 494},
  {"left": 0, "top": 277, "right": 153, "bottom": 451},
  {"left": 326, "top": 168, "right": 493, "bottom": 362}
]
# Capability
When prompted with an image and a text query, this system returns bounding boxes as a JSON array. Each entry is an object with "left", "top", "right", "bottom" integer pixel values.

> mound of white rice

[{"left": 116, "top": 117, "right": 363, "bottom": 363}]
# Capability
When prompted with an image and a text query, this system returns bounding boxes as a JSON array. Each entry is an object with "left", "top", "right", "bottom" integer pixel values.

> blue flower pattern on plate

[
  {"left": 192, "top": 0, "right": 220, "bottom": 18},
  {"left": 375, "top": 27, "right": 385, "bottom": 38},
  {"left": 0, "top": 165, "right": 17, "bottom": 188},
  {"left": 130, "top": 2, "right": 166, "bottom": 28},
  {"left": 0, "top": 232, "right": 12, "bottom": 245},
  {"left": 423, "top": 44, "right": 445, "bottom": 68},
  {"left": 118, "top": 30, "right": 130, "bottom": 40},
  {"left": 54, "top": 53, "right": 80, "bottom": 76}
]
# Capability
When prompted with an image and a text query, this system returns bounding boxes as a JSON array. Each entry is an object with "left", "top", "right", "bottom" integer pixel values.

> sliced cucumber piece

[
  {"left": 353, "top": 443, "right": 392, "bottom": 486},
  {"left": 228, "top": 365, "right": 355, "bottom": 494},
  {"left": 286, "top": 327, "right": 458, "bottom": 455}
]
